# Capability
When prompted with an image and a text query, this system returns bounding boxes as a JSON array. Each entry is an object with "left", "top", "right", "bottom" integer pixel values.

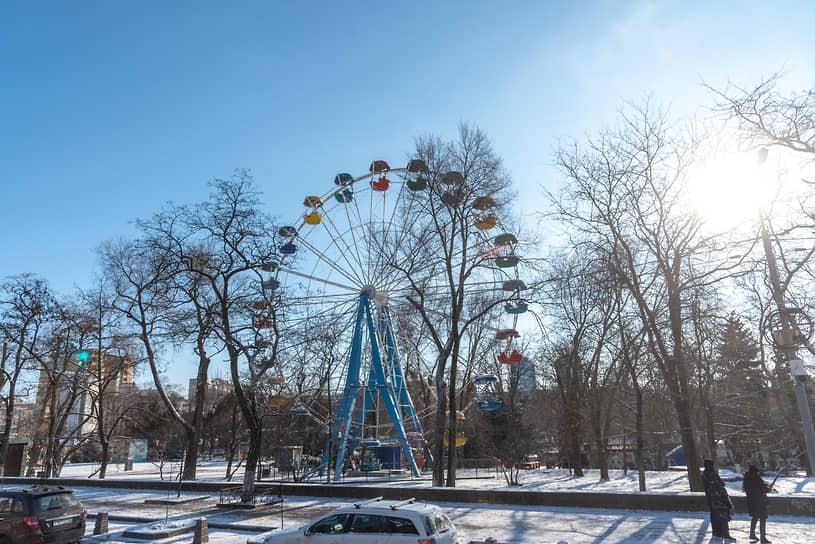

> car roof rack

[
  {"left": 353, "top": 497, "right": 383, "bottom": 508},
  {"left": 25, "top": 485, "right": 66, "bottom": 493},
  {"left": 389, "top": 498, "right": 416, "bottom": 510}
]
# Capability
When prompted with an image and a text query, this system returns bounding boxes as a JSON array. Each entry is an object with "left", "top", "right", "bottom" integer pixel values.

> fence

[
  {"left": 455, "top": 458, "right": 503, "bottom": 479},
  {"left": 218, "top": 485, "right": 283, "bottom": 507}
]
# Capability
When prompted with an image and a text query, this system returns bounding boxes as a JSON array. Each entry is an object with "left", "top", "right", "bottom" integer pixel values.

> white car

[{"left": 258, "top": 496, "right": 458, "bottom": 544}]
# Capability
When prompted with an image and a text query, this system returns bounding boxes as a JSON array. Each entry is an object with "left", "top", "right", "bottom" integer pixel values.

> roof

[
  {"left": 333, "top": 497, "right": 440, "bottom": 516},
  {"left": 0, "top": 485, "right": 73, "bottom": 497}
]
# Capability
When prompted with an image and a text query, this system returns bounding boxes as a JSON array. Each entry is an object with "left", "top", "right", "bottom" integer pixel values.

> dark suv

[{"left": 0, "top": 486, "right": 86, "bottom": 544}]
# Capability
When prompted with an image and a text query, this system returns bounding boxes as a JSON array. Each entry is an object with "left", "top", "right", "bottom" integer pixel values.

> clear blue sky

[{"left": 2, "top": 1, "right": 813, "bottom": 386}]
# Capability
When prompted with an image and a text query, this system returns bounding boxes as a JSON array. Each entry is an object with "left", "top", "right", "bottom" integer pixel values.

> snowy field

[
  {"left": 41, "top": 461, "right": 815, "bottom": 543},
  {"left": 57, "top": 460, "right": 815, "bottom": 497}
]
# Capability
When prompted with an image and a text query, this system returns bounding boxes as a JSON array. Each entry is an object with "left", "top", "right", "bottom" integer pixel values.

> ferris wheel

[{"left": 261, "top": 159, "right": 527, "bottom": 480}]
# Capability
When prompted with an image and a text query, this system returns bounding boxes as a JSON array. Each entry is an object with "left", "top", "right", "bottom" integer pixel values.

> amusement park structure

[{"left": 252, "top": 158, "right": 528, "bottom": 481}]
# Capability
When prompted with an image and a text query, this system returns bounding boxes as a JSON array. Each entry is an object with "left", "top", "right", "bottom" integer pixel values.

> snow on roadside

[{"left": 55, "top": 461, "right": 815, "bottom": 498}]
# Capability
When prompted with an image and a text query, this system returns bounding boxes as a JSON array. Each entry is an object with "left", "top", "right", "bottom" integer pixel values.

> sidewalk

[{"left": 70, "top": 485, "right": 815, "bottom": 544}]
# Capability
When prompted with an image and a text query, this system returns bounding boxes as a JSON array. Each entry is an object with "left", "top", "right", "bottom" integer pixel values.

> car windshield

[{"left": 33, "top": 493, "right": 81, "bottom": 513}]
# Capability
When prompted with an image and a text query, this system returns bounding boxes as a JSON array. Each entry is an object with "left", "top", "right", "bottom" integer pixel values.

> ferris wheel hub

[
  {"left": 360, "top": 284, "right": 376, "bottom": 297},
  {"left": 361, "top": 284, "right": 389, "bottom": 305}
]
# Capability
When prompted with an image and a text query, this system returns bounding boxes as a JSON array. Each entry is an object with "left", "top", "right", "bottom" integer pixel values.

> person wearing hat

[
  {"left": 702, "top": 458, "right": 735, "bottom": 541},
  {"left": 743, "top": 464, "right": 771, "bottom": 542}
]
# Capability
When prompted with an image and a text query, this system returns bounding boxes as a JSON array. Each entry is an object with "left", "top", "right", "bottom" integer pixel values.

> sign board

[{"left": 129, "top": 439, "right": 148, "bottom": 462}]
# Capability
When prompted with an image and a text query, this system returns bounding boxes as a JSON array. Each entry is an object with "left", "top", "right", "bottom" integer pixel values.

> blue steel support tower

[{"left": 321, "top": 293, "right": 423, "bottom": 480}]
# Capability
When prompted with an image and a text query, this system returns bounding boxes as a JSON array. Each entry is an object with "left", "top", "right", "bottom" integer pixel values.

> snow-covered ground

[
  {"left": 58, "top": 460, "right": 815, "bottom": 497},
  {"left": 41, "top": 461, "right": 815, "bottom": 543}
]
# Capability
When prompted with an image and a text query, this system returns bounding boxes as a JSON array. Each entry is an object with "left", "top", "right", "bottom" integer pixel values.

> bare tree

[
  {"left": 550, "top": 102, "right": 745, "bottom": 491},
  {"left": 72, "top": 282, "right": 139, "bottom": 478},
  {"left": 712, "top": 75, "right": 815, "bottom": 472},
  {"left": 709, "top": 73, "right": 815, "bottom": 154},
  {"left": 391, "top": 124, "right": 517, "bottom": 487},
  {"left": 170, "top": 264, "right": 221, "bottom": 480},
  {"left": 540, "top": 247, "right": 625, "bottom": 480},
  {"left": 685, "top": 287, "right": 739, "bottom": 466},
  {"left": 30, "top": 301, "right": 94, "bottom": 477},
  {"left": 0, "top": 278, "right": 91, "bottom": 476},
  {"left": 0, "top": 275, "right": 53, "bottom": 475},
  {"left": 615, "top": 310, "right": 650, "bottom": 491},
  {"left": 99, "top": 237, "right": 200, "bottom": 473},
  {"left": 141, "top": 171, "right": 281, "bottom": 501},
  {"left": 288, "top": 316, "right": 350, "bottom": 483}
]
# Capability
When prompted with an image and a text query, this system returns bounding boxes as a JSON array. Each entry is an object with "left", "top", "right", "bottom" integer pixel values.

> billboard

[{"left": 129, "top": 439, "right": 148, "bottom": 462}]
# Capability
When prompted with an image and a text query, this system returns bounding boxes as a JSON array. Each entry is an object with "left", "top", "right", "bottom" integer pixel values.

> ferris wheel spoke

[
  {"left": 316, "top": 207, "right": 368, "bottom": 286},
  {"left": 374, "top": 179, "right": 423, "bottom": 294},
  {"left": 380, "top": 174, "right": 408, "bottom": 254},
  {"left": 373, "top": 187, "right": 391, "bottom": 281},
  {"left": 385, "top": 227, "right": 445, "bottom": 298},
  {"left": 367, "top": 183, "right": 376, "bottom": 283},
  {"left": 302, "top": 293, "right": 357, "bottom": 317},
  {"left": 346, "top": 190, "right": 370, "bottom": 285},
  {"left": 365, "top": 187, "right": 397, "bottom": 285},
  {"left": 280, "top": 266, "right": 359, "bottom": 295},
  {"left": 295, "top": 236, "right": 363, "bottom": 289},
  {"left": 302, "top": 300, "right": 357, "bottom": 327},
  {"left": 350, "top": 185, "right": 399, "bottom": 288},
  {"left": 388, "top": 294, "right": 504, "bottom": 333}
]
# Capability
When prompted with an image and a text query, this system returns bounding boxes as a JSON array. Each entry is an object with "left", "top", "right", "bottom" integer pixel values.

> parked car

[
  {"left": 521, "top": 454, "right": 540, "bottom": 469},
  {"left": 0, "top": 485, "right": 86, "bottom": 544},
  {"left": 260, "top": 497, "right": 457, "bottom": 543}
]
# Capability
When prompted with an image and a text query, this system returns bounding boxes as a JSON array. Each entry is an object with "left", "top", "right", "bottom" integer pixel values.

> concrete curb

[{"left": 87, "top": 513, "right": 276, "bottom": 534}]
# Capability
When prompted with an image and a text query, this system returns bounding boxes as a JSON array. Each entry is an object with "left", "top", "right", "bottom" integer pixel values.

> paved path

[{"left": 72, "top": 486, "right": 815, "bottom": 544}]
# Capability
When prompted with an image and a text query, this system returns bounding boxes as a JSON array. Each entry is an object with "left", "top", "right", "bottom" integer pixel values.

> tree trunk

[
  {"left": 591, "top": 397, "right": 611, "bottom": 481},
  {"left": 634, "top": 382, "right": 646, "bottom": 492},
  {"left": 225, "top": 403, "right": 239, "bottom": 481},
  {"left": 26, "top": 440, "right": 42, "bottom": 477},
  {"left": 668, "top": 287, "right": 703, "bottom": 491},
  {"left": 704, "top": 397, "right": 716, "bottom": 462},
  {"left": 183, "top": 362, "right": 209, "bottom": 481},
  {"left": 240, "top": 424, "right": 261, "bottom": 503},
  {"left": 597, "top": 436, "right": 609, "bottom": 481},
  {"left": 445, "top": 355, "right": 459, "bottom": 487},
  {"left": 445, "top": 408, "right": 457, "bottom": 487},
  {"left": 432, "top": 374, "right": 446, "bottom": 487},
  {"left": 568, "top": 406, "right": 583, "bottom": 477},
  {"left": 0, "top": 381, "right": 16, "bottom": 477},
  {"left": 44, "top": 399, "right": 57, "bottom": 478},
  {"left": 0, "top": 413, "right": 10, "bottom": 477},
  {"left": 182, "top": 426, "right": 200, "bottom": 481},
  {"left": 97, "top": 330, "right": 108, "bottom": 479},
  {"left": 675, "top": 392, "right": 703, "bottom": 491},
  {"left": 97, "top": 440, "right": 109, "bottom": 479}
]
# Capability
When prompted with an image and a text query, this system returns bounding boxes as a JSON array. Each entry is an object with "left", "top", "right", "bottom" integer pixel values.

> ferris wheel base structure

[{"left": 320, "top": 293, "right": 423, "bottom": 480}]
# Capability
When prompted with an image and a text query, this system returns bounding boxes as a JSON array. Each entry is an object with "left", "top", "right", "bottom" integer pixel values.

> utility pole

[
  {"left": 759, "top": 214, "right": 815, "bottom": 474},
  {"left": 756, "top": 147, "right": 815, "bottom": 474}
]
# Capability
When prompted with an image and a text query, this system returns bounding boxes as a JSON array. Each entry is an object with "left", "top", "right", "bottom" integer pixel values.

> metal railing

[{"left": 218, "top": 485, "right": 283, "bottom": 507}]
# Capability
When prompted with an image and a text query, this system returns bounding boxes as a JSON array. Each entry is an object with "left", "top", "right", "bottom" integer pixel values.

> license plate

[{"left": 51, "top": 519, "right": 72, "bottom": 527}]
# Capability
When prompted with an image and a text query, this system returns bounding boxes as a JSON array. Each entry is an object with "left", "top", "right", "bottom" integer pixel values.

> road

[{"left": 71, "top": 486, "right": 815, "bottom": 544}]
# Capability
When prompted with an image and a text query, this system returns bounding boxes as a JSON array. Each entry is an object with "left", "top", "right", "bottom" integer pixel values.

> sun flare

[{"left": 687, "top": 152, "right": 774, "bottom": 233}]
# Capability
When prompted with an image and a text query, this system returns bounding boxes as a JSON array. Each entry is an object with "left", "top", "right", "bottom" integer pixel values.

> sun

[{"left": 686, "top": 151, "right": 774, "bottom": 233}]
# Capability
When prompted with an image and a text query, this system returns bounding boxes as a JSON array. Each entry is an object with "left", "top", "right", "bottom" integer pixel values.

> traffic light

[{"left": 72, "top": 349, "right": 90, "bottom": 367}]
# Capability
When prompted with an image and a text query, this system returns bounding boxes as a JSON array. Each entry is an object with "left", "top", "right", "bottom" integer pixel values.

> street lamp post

[{"left": 757, "top": 153, "right": 815, "bottom": 474}]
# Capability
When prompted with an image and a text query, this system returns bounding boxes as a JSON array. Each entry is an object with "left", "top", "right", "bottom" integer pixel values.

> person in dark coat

[
  {"left": 742, "top": 464, "right": 771, "bottom": 542},
  {"left": 702, "top": 459, "right": 735, "bottom": 541}
]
